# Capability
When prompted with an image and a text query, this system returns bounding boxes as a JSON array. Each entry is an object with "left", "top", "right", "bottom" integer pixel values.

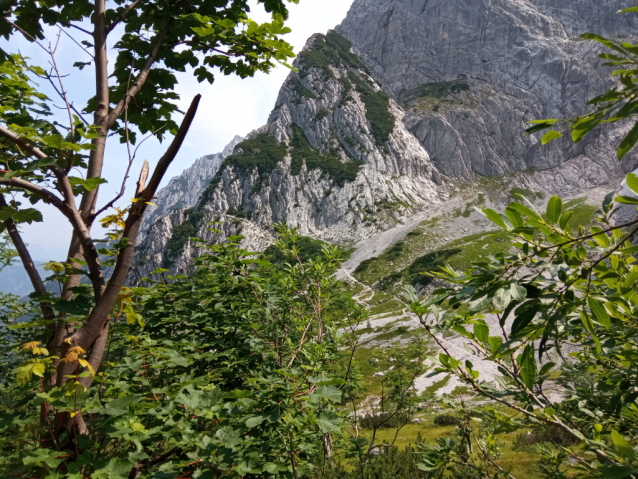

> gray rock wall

[{"left": 337, "top": 0, "right": 638, "bottom": 184}]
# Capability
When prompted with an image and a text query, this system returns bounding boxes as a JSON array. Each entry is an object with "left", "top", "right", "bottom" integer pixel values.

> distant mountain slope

[
  {"left": 130, "top": 31, "right": 442, "bottom": 281},
  {"left": 0, "top": 261, "right": 51, "bottom": 296},
  {"left": 141, "top": 135, "right": 243, "bottom": 230}
]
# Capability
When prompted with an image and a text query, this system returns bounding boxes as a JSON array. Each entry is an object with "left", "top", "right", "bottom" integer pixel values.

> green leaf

[
  {"left": 612, "top": 429, "right": 637, "bottom": 461},
  {"left": 225, "top": 390, "right": 253, "bottom": 399},
  {"left": 488, "top": 336, "right": 503, "bottom": 354},
  {"left": 626, "top": 173, "right": 638, "bottom": 196},
  {"left": 541, "top": 130, "right": 563, "bottom": 144},
  {"left": 519, "top": 345, "right": 537, "bottom": 390},
  {"left": 616, "top": 195, "right": 638, "bottom": 204},
  {"left": 314, "top": 385, "right": 342, "bottom": 403},
  {"left": 619, "top": 123, "right": 638, "bottom": 160},
  {"left": 505, "top": 207, "right": 524, "bottom": 229},
  {"left": 508, "top": 202, "right": 541, "bottom": 220},
  {"left": 246, "top": 415, "right": 266, "bottom": 428},
  {"left": 492, "top": 287, "right": 511, "bottom": 311},
  {"left": 580, "top": 312, "right": 602, "bottom": 354},
  {"left": 481, "top": 208, "right": 507, "bottom": 229},
  {"left": 215, "top": 427, "right": 241, "bottom": 447},
  {"left": 546, "top": 196, "right": 562, "bottom": 224},
  {"left": 588, "top": 297, "right": 611, "bottom": 329},
  {"left": 93, "top": 458, "right": 136, "bottom": 479},
  {"left": 473, "top": 320, "right": 489, "bottom": 343},
  {"left": 468, "top": 294, "right": 491, "bottom": 312},
  {"left": 22, "top": 448, "right": 64, "bottom": 468},
  {"left": 317, "top": 411, "right": 341, "bottom": 433},
  {"left": 509, "top": 283, "right": 528, "bottom": 302},
  {"left": 558, "top": 210, "right": 574, "bottom": 230},
  {"left": 69, "top": 177, "right": 108, "bottom": 192},
  {"left": 89, "top": 395, "right": 143, "bottom": 416},
  {"left": 511, "top": 301, "right": 540, "bottom": 337}
]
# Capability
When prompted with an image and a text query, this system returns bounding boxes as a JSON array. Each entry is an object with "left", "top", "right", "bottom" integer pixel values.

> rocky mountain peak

[{"left": 130, "top": 29, "right": 442, "bottom": 281}]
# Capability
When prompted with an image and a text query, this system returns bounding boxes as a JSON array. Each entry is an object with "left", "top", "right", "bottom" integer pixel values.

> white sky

[{"left": 3, "top": 0, "right": 355, "bottom": 261}]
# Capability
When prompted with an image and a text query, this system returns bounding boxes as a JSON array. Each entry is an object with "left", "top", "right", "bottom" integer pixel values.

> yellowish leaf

[
  {"left": 78, "top": 359, "right": 95, "bottom": 377},
  {"left": 32, "top": 362, "right": 45, "bottom": 377},
  {"left": 22, "top": 341, "right": 41, "bottom": 350}
]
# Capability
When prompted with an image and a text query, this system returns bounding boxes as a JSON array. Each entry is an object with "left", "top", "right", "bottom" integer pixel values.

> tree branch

[
  {"left": 0, "top": 125, "right": 77, "bottom": 203},
  {"left": 0, "top": 126, "right": 48, "bottom": 160},
  {"left": 58, "top": 94, "right": 201, "bottom": 383},
  {"left": 104, "top": 22, "right": 172, "bottom": 130},
  {"left": 107, "top": 0, "right": 146, "bottom": 35},
  {"left": 0, "top": 178, "right": 105, "bottom": 298}
]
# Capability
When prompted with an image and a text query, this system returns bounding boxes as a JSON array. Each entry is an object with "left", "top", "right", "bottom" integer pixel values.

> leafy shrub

[
  {"left": 263, "top": 235, "right": 342, "bottom": 265},
  {"left": 164, "top": 207, "right": 208, "bottom": 261},
  {"left": 359, "top": 412, "right": 407, "bottom": 429},
  {"left": 205, "top": 133, "right": 288, "bottom": 196},
  {"left": 290, "top": 76, "right": 316, "bottom": 100},
  {"left": 290, "top": 125, "right": 362, "bottom": 186},
  {"left": 433, "top": 414, "right": 458, "bottom": 426},
  {"left": 385, "top": 241, "right": 404, "bottom": 260},
  {"left": 299, "top": 30, "right": 367, "bottom": 78},
  {"left": 347, "top": 71, "right": 395, "bottom": 145},
  {"left": 376, "top": 271, "right": 403, "bottom": 291},
  {"left": 312, "top": 445, "right": 430, "bottom": 479},
  {"left": 354, "top": 256, "right": 378, "bottom": 273},
  {"left": 227, "top": 207, "right": 251, "bottom": 219},
  {"left": 405, "top": 248, "right": 462, "bottom": 287},
  {"left": 407, "top": 80, "right": 470, "bottom": 101},
  {"left": 513, "top": 425, "right": 579, "bottom": 448}
]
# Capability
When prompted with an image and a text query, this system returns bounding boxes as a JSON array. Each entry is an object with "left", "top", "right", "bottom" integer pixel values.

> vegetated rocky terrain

[
  {"left": 131, "top": 0, "right": 638, "bottom": 282},
  {"left": 128, "top": 0, "right": 637, "bottom": 414}
]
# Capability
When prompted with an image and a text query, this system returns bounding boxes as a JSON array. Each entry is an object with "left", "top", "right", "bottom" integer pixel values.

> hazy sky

[{"left": 3, "top": 0, "right": 355, "bottom": 260}]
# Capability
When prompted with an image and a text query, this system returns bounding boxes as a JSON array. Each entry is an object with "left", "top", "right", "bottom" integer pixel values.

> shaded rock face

[{"left": 337, "top": 0, "right": 638, "bottom": 188}]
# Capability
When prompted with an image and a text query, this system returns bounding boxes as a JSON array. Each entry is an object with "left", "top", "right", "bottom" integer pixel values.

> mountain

[
  {"left": 0, "top": 261, "right": 51, "bottom": 296},
  {"left": 129, "top": 0, "right": 638, "bottom": 282}
]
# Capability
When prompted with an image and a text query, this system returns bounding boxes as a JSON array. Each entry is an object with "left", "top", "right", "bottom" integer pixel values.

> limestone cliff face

[{"left": 337, "top": 0, "right": 638, "bottom": 190}]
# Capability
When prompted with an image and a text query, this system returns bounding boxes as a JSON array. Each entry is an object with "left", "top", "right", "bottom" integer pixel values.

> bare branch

[
  {"left": 93, "top": 124, "right": 164, "bottom": 219},
  {"left": 67, "top": 23, "right": 93, "bottom": 36},
  {"left": 57, "top": 25, "right": 94, "bottom": 59},
  {"left": 136, "top": 160, "right": 149, "bottom": 196},
  {"left": 50, "top": 29, "right": 75, "bottom": 137}
]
